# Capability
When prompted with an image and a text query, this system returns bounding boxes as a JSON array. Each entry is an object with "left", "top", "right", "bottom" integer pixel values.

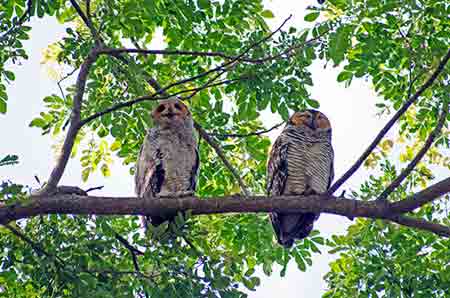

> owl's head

[
  {"left": 289, "top": 109, "right": 331, "bottom": 133},
  {"left": 152, "top": 98, "right": 192, "bottom": 128}
]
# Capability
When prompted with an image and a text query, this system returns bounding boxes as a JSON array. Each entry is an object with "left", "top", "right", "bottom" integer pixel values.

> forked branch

[
  {"left": 39, "top": 49, "right": 99, "bottom": 194},
  {"left": 378, "top": 102, "right": 449, "bottom": 200},
  {"left": 328, "top": 48, "right": 450, "bottom": 194}
]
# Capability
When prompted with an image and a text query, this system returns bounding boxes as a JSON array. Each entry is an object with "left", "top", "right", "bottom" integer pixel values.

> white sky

[{"left": 0, "top": 1, "right": 398, "bottom": 297}]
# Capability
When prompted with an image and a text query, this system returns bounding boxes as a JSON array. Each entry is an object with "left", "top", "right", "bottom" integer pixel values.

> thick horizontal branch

[
  {"left": 328, "top": 47, "right": 450, "bottom": 194},
  {"left": 1, "top": 191, "right": 449, "bottom": 237}
]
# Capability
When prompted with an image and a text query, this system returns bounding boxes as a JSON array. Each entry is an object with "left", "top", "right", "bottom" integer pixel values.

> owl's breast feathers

[
  {"left": 267, "top": 124, "right": 334, "bottom": 247},
  {"left": 268, "top": 128, "right": 334, "bottom": 195},
  {"left": 135, "top": 126, "right": 199, "bottom": 199}
]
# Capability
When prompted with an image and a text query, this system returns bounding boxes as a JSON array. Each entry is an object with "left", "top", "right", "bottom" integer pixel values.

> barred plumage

[
  {"left": 135, "top": 99, "right": 199, "bottom": 227},
  {"left": 267, "top": 110, "right": 334, "bottom": 248}
]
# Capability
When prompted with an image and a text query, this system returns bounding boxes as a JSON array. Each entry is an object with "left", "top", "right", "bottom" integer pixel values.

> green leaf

[
  {"left": 337, "top": 71, "right": 353, "bottom": 82},
  {"left": 81, "top": 168, "right": 91, "bottom": 182},
  {"left": 100, "top": 164, "right": 111, "bottom": 177},
  {"left": 29, "top": 118, "right": 47, "bottom": 128},
  {"left": 3, "top": 71, "right": 15, "bottom": 81},
  {"left": 261, "top": 10, "right": 275, "bottom": 18},
  {"left": 328, "top": 25, "right": 353, "bottom": 65},
  {"left": 306, "top": 98, "right": 320, "bottom": 109},
  {"left": 0, "top": 99, "right": 6, "bottom": 114},
  {"left": 279, "top": 103, "right": 289, "bottom": 121},
  {"left": 198, "top": 0, "right": 210, "bottom": 9},
  {"left": 304, "top": 12, "right": 320, "bottom": 22}
]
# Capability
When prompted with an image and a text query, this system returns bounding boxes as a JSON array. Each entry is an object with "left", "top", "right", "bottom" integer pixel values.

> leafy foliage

[{"left": 0, "top": 0, "right": 449, "bottom": 297}]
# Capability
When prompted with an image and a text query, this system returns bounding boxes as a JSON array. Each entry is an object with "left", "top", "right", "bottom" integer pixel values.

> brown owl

[
  {"left": 135, "top": 98, "right": 199, "bottom": 227},
  {"left": 267, "top": 109, "right": 334, "bottom": 248}
]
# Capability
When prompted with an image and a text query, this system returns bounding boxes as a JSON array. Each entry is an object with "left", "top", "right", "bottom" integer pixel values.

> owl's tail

[
  {"left": 271, "top": 212, "right": 317, "bottom": 248},
  {"left": 141, "top": 215, "right": 173, "bottom": 230}
]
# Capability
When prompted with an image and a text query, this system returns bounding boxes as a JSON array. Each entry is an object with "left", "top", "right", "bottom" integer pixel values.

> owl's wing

[
  {"left": 266, "top": 135, "right": 289, "bottom": 196},
  {"left": 326, "top": 144, "right": 335, "bottom": 189},
  {"left": 267, "top": 134, "right": 291, "bottom": 246},
  {"left": 189, "top": 145, "right": 200, "bottom": 191},
  {"left": 135, "top": 130, "right": 164, "bottom": 198}
]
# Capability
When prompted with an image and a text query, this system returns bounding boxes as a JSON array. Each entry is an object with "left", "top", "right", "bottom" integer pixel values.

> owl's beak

[{"left": 306, "top": 118, "right": 315, "bottom": 130}]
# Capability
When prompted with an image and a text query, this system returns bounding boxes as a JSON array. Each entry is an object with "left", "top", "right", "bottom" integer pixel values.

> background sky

[{"left": 0, "top": 1, "right": 396, "bottom": 297}]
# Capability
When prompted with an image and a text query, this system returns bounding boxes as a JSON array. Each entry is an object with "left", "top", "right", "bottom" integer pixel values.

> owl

[
  {"left": 135, "top": 98, "right": 199, "bottom": 227},
  {"left": 267, "top": 109, "right": 334, "bottom": 248}
]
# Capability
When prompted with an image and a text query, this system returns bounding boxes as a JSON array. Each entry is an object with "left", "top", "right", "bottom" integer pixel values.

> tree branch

[
  {"left": 3, "top": 192, "right": 449, "bottom": 237},
  {"left": 115, "top": 233, "right": 144, "bottom": 255},
  {"left": 69, "top": 0, "right": 100, "bottom": 44},
  {"left": 79, "top": 75, "right": 249, "bottom": 126},
  {"left": 211, "top": 122, "right": 284, "bottom": 139},
  {"left": 91, "top": 14, "right": 292, "bottom": 116},
  {"left": 38, "top": 49, "right": 99, "bottom": 194},
  {"left": 96, "top": 32, "right": 320, "bottom": 65},
  {"left": 86, "top": 0, "right": 91, "bottom": 22},
  {"left": 194, "top": 122, "right": 251, "bottom": 196},
  {"left": 378, "top": 102, "right": 449, "bottom": 200},
  {"left": 385, "top": 214, "right": 450, "bottom": 238},
  {"left": 4, "top": 224, "right": 51, "bottom": 257},
  {"left": 328, "top": 48, "right": 450, "bottom": 194},
  {"left": 389, "top": 176, "right": 450, "bottom": 213},
  {"left": 75, "top": 17, "right": 291, "bottom": 198}
]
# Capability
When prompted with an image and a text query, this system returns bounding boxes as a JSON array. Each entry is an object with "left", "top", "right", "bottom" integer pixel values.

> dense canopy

[{"left": 0, "top": 0, "right": 449, "bottom": 297}]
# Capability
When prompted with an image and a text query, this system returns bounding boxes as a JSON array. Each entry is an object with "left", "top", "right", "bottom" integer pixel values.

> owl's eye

[
  {"left": 156, "top": 105, "right": 166, "bottom": 113},
  {"left": 174, "top": 103, "right": 182, "bottom": 110}
]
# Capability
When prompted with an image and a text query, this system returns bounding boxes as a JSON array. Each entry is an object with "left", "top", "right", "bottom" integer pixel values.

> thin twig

[
  {"left": 211, "top": 122, "right": 284, "bottom": 139},
  {"left": 245, "top": 29, "right": 329, "bottom": 63},
  {"left": 69, "top": 0, "right": 100, "bottom": 44},
  {"left": 57, "top": 68, "right": 79, "bottom": 84},
  {"left": 80, "top": 76, "right": 249, "bottom": 126},
  {"left": 328, "top": 48, "right": 450, "bottom": 194},
  {"left": 184, "top": 69, "right": 227, "bottom": 100},
  {"left": 96, "top": 28, "right": 324, "bottom": 65},
  {"left": 115, "top": 233, "right": 145, "bottom": 255},
  {"left": 85, "top": 185, "right": 104, "bottom": 193},
  {"left": 194, "top": 122, "right": 250, "bottom": 196},
  {"left": 378, "top": 102, "right": 449, "bottom": 200},
  {"left": 84, "top": 269, "right": 156, "bottom": 280},
  {"left": 57, "top": 81, "right": 67, "bottom": 100},
  {"left": 89, "top": 14, "right": 292, "bottom": 123},
  {"left": 4, "top": 224, "right": 50, "bottom": 257}
]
